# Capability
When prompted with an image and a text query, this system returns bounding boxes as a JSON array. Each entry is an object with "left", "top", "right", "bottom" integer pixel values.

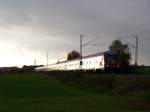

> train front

[{"left": 104, "top": 52, "right": 120, "bottom": 72}]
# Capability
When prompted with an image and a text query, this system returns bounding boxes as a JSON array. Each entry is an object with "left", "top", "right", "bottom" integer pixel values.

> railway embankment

[
  {"left": 46, "top": 71, "right": 150, "bottom": 110},
  {"left": 46, "top": 71, "right": 150, "bottom": 95}
]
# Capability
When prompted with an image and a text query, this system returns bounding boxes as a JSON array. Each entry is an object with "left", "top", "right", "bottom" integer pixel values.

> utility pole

[
  {"left": 79, "top": 34, "right": 100, "bottom": 70},
  {"left": 34, "top": 59, "right": 36, "bottom": 66},
  {"left": 80, "top": 34, "right": 83, "bottom": 69},
  {"left": 133, "top": 36, "right": 138, "bottom": 66},
  {"left": 118, "top": 36, "right": 139, "bottom": 66},
  {"left": 46, "top": 52, "right": 49, "bottom": 66}
]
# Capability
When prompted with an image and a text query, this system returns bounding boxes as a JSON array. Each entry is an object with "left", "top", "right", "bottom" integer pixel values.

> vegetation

[
  {"left": 131, "top": 66, "right": 150, "bottom": 75},
  {"left": 47, "top": 71, "right": 150, "bottom": 95},
  {"left": 109, "top": 39, "right": 131, "bottom": 70},
  {"left": 0, "top": 65, "right": 42, "bottom": 74},
  {"left": 67, "top": 50, "right": 81, "bottom": 60},
  {"left": 0, "top": 73, "right": 148, "bottom": 112},
  {"left": 47, "top": 71, "right": 150, "bottom": 111}
]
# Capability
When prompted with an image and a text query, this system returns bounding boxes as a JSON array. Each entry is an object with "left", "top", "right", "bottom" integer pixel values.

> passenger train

[{"left": 35, "top": 51, "right": 120, "bottom": 72}]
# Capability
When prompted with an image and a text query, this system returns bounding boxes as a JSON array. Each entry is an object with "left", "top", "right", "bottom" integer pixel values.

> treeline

[{"left": 0, "top": 65, "right": 42, "bottom": 74}]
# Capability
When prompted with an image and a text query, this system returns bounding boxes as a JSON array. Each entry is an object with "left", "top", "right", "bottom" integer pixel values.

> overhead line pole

[
  {"left": 80, "top": 34, "right": 83, "bottom": 69},
  {"left": 118, "top": 36, "right": 139, "bottom": 66},
  {"left": 134, "top": 36, "right": 138, "bottom": 66},
  {"left": 46, "top": 52, "right": 49, "bottom": 66},
  {"left": 80, "top": 34, "right": 100, "bottom": 70},
  {"left": 34, "top": 59, "right": 36, "bottom": 66}
]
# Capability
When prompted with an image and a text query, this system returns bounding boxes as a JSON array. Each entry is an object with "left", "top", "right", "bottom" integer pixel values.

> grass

[
  {"left": 0, "top": 73, "right": 146, "bottom": 112},
  {"left": 132, "top": 66, "right": 150, "bottom": 75}
]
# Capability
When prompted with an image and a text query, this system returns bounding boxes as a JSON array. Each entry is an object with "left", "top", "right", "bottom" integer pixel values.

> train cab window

[{"left": 105, "top": 53, "right": 119, "bottom": 64}]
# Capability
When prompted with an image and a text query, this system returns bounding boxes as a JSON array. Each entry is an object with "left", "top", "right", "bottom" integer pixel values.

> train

[{"left": 35, "top": 51, "right": 120, "bottom": 72}]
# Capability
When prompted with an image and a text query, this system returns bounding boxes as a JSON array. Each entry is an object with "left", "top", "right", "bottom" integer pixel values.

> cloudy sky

[{"left": 0, "top": 0, "right": 150, "bottom": 67}]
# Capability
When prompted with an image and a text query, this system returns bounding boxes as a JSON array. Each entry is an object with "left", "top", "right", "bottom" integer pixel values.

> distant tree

[
  {"left": 21, "top": 65, "right": 37, "bottom": 72},
  {"left": 67, "top": 50, "right": 81, "bottom": 60},
  {"left": 109, "top": 39, "right": 131, "bottom": 68}
]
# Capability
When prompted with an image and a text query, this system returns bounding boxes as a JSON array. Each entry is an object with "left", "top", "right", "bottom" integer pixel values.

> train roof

[
  {"left": 83, "top": 51, "right": 116, "bottom": 59},
  {"left": 49, "top": 51, "right": 116, "bottom": 65}
]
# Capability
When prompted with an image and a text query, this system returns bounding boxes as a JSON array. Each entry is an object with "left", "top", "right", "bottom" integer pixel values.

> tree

[
  {"left": 67, "top": 50, "right": 81, "bottom": 60},
  {"left": 109, "top": 39, "right": 131, "bottom": 68}
]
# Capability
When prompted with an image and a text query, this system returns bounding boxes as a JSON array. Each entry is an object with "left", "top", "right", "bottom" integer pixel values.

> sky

[{"left": 0, "top": 0, "right": 150, "bottom": 67}]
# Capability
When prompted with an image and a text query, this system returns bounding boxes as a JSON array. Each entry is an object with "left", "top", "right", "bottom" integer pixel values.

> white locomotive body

[{"left": 35, "top": 51, "right": 119, "bottom": 72}]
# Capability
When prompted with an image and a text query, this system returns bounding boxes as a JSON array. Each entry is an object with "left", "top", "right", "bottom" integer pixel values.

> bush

[{"left": 112, "top": 75, "right": 150, "bottom": 95}]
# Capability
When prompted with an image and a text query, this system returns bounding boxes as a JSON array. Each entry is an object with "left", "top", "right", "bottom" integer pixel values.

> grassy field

[{"left": 0, "top": 73, "right": 147, "bottom": 112}]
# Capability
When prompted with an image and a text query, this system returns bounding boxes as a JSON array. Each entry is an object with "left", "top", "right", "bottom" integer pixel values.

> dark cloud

[{"left": 0, "top": 0, "right": 150, "bottom": 65}]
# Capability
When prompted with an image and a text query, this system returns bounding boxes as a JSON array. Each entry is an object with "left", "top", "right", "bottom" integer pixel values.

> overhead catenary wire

[
  {"left": 116, "top": 28, "right": 150, "bottom": 40},
  {"left": 113, "top": 21, "right": 150, "bottom": 66},
  {"left": 112, "top": 21, "right": 150, "bottom": 38}
]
